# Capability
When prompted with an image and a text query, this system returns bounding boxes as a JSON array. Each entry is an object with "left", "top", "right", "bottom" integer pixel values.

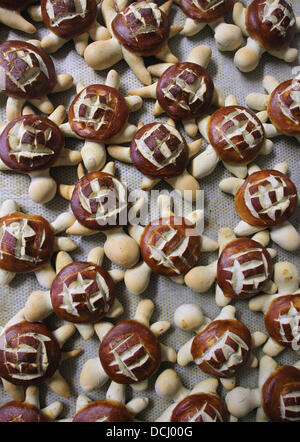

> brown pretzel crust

[
  {"left": 0, "top": 0, "right": 35, "bottom": 11},
  {"left": 140, "top": 216, "right": 201, "bottom": 276},
  {"left": 157, "top": 62, "right": 214, "bottom": 120},
  {"left": 0, "top": 321, "right": 61, "bottom": 386},
  {"left": 0, "top": 402, "right": 49, "bottom": 422},
  {"left": 69, "top": 84, "right": 129, "bottom": 141},
  {"left": 41, "top": 0, "right": 97, "bottom": 40},
  {"left": 0, "top": 212, "right": 54, "bottom": 273},
  {"left": 234, "top": 169, "right": 298, "bottom": 227},
  {"left": 268, "top": 79, "right": 300, "bottom": 136},
  {"left": 0, "top": 115, "right": 64, "bottom": 172},
  {"left": 73, "top": 399, "right": 134, "bottom": 422},
  {"left": 130, "top": 122, "right": 189, "bottom": 178},
  {"left": 180, "top": 0, "right": 233, "bottom": 23},
  {"left": 191, "top": 319, "right": 252, "bottom": 378},
  {"left": 0, "top": 40, "right": 57, "bottom": 99},
  {"left": 246, "top": 0, "right": 296, "bottom": 51},
  {"left": 171, "top": 393, "right": 229, "bottom": 422},
  {"left": 265, "top": 294, "right": 300, "bottom": 348},
  {"left": 262, "top": 365, "right": 300, "bottom": 422},
  {"left": 99, "top": 319, "right": 161, "bottom": 384},
  {"left": 217, "top": 238, "right": 273, "bottom": 300},
  {"left": 50, "top": 261, "right": 116, "bottom": 323},
  {"left": 111, "top": 1, "right": 170, "bottom": 55},
  {"left": 208, "top": 105, "right": 265, "bottom": 165},
  {"left": 70, "top": 171, "right": 128, "bottom": 231}
]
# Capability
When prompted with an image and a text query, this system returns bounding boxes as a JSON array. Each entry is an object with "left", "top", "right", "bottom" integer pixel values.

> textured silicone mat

[{"left": 0, "top": 0, "right": 299, "bottom": 422}]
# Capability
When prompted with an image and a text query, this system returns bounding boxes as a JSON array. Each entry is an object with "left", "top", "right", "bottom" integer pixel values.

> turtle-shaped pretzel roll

[
  {"left": 190, "top": 94, "right": 274, "bottom": 180},
  {"left": 0, "top": 309, "right": 81, "bottom": 401},
  {"left": 59, "top": 162, "right": 142, "bottom": 269},
  {"left": 232, "top": 0, "right": 300, "bottom": 72},
  {"left": 0, "top": 106, "right": 81, "bottom": 204},
  {"left": 123, "top": 194, "right": 218, "bottom": 296},
  {"left": 73, "top": 382, "right": 148, "bottom": 422},
  {"left": 0, "top": 386, "right": 62, "bottom": 422},
  {"left": 220, "top": 162, "right": 300, "bottom": 252},
  {"left": 108, "top": 118, "right": 202, "bottom": 202},
  {"left": 250, "top": 261, "right": 300, "bottom": 357},
  {"left": 0, "top": 199, "right": 77, "bottom": 288},
  {"left": 28, "top": 0, "right": 111, "bottom": 56},
  {"left": 226, "top": 356, "right": 300, "bottom": 422},
  {"left": 0, "top": 40, "right": 74, "bottom": 122},
  {"left": 246, "top": 75, "right": 300, "bottom": 144},
  {"left": 128, "top": 45, "right": 225, "bottom": 137},
  {"left": 80, "top": 299, "right": 176, "bottom": 392},
  {"left": 174, "top": 0, "right": 243, "bottom": 51},
  {"left": 84, "top": 0, "right": 182, "bottom": 85},
  {"left": 24, "top": 246, "right": 125, "bottom": 340},
  {"left": 155, "top": 369, "right": 236, "bottom": 422},
  {"left": 184, "top": 227, "right": 277, "bottom": 307},
  {"left": 59, "top": 70, "right": 142, "bottom": 172},
  {"left": 0, "top": 0, "right": 36, "bottom": 34},
  {"left": 175, "top": 303, "right": 267, "bottom": 390}
]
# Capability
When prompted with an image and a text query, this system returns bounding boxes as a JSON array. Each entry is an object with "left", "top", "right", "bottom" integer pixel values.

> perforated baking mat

[{"left": 0, "top": 0, "right": 299, "bottom": 423}]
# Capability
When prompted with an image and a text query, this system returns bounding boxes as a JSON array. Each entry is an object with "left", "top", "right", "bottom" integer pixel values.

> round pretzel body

[
  {"left": 262, "top": 365, "right": 300, "bottom": 422},
  {"left": 99, "top": 319, "right": 161, "bottom": 384},
  {"left": 157, "top": 62, "right": 214, "bottom": 120},
  {"left": 0, "top": 401, "right": 49, "bottom": 422},
  {"left": 180, "top": 0, "right": 234, "bottom": 23},
  {"left": 246, "top": 0, "right": 296, "bottom": 52},
  {"left": 268, "top": 79, "right": 300, "bottom": 136},
  {"left": 41, "top": 0, "right": 97, "bottom": 40},
  {"left": 0, "top": 321, "right": 61, "bottom": 386},
  {"left": 0, "top": 115, "right": 64, "bottom": 172},
  {"left": 217, "top": 238, "right": 273, "bottom": 300},
  {"left": 111, "top": 1, "right": 170, "bottom": 56},
  {"left": 235, "top": 170, "right": 298, "bottom": 227},
  {"left": 130, "top": 122, "right": 189, "bottom": 178},
  {"left": 191, "top": 319, "right": 252, "bottom": 378},
  {"left": 0, "top": 41, "right": 57, "bottom": 100},
  {"left": 208, "top": 105, "right": 265, "bottom": 165},
  {"left": 140, "top": 216, "right": 201, "bottom": 276},
  {"left": 69, "top": 84, "right": 129, "bottom": 141},
  {"left": 50, "top": 261, "right": 116, "bottom": 324},
  {"left": 73, "top": 399, "right": 134, "bottom": 422},
  {"left": 171, "top": 392, "right": 229, "bottom": 422},
  {"left": 0, "top": 212, "right": 54, "bottom": 273},
  {"left": 70, "top": 171, "right": 128, "bottom": 231}
]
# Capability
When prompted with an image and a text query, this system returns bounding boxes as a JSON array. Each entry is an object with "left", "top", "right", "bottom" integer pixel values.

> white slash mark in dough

[
  {"left": 215, "top": 108, "right": 264, "bottom": 159},
  {"left": 194, "top": 330, "right": 249, "bottom": 375},
  {"left": 224, "top": 248, "right": 269, "bottom": 295},
  {"left": 280, "top": 390, "right": 300, "bottom": 421},
  {"left": 3, "top": 332, "right": 51, "bottom": 381},
  {"left": 59, "top": 265, "right": 110, "bottom": 317},
  {"left": 192, "top": 0, "right": 225, "bottom": 12},
  {"left": 2, "top": 48, "right": 50, "bottom": 92},
  {"left": 275, "top": 301, "right": 300, "bottom": 351},
  {"left": 162, "top": 69, "right": 207, "bottom": 111},
  {"left": 187, "top": 402, "right": 224, "bottom": 422},
  {"left": 135, "top": 123, "right": 185, "bottom": 170},
  {"left": 261, "top": 0, "right": 295, "bottom": 36},
  {"left": 149, "top": 226, "right": 196, "bottom": 274},
  {"left": 278, "top": 80, "right": 300, "bottom": 126},
  {"left": 244, "top": 174, "right": 296, "bottom": 221},
  {"left": 8, "top": 120, "right": 54, "bottom": 163},
  {"left": 0, "top": 219, "right": 46, "bottom": 263},
  {"left": 46, "top": 0, "right": 88, "bottom": 27},
  {"left": 109, "top": 335, "right": 152, "bottom": 381}
]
